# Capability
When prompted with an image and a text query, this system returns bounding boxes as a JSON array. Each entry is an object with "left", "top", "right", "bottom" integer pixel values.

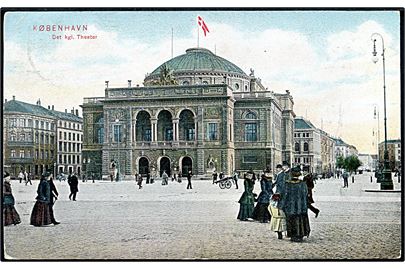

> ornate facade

[{"left": 81, "top": 48, "right": 295, "bottom": 179}]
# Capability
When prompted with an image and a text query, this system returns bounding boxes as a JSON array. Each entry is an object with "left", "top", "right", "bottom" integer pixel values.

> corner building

[{"left": 81, "top": 48, "right": 295, "bottom": 179}]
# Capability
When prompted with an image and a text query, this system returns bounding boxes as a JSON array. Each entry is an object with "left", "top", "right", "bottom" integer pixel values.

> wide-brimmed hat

[{"left": 42, "top": 171, "right": 52, "bottom": 178}]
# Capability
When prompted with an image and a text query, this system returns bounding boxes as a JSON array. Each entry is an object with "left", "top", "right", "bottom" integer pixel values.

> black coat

[
  {"left": 68, "top": 175, "right": 79, "bottom": 192},
  {"left": 49, "top": 179, "right": 59, "bottom": 204}
]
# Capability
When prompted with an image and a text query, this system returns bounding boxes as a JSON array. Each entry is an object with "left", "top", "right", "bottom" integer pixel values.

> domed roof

[{"left": 148, "top": 48, "right": 247, "bottom": 77}]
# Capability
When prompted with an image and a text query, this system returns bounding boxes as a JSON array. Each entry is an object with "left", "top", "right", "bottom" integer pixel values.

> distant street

[{"left": 3, "top": 172, "right": 402, "bottom": 260}]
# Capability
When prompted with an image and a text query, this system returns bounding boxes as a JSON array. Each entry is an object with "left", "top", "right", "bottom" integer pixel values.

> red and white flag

[{"left": 197, "top": 16, "right": 209, "bottom": 36}]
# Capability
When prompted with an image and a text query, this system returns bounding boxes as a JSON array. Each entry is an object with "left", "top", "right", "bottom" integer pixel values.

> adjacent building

[
  {"left": 378, "top": 139, "right": 401, "bottom": 171},
  {"left": 358, "top": 153, "right": 375, "bottom": 171},
  {"left": 293, "top": 117, "right": 322, "bottom": 174},
  {"left": 334, "top": 137, "right": 359, "bottom": 158},
  {"left": 3, "top": 96, "right": 83, "bottom": 178},
  {"left": 81, "top": 47, "right": 295, "bottom": 179},
  {"left": 293, "top": 117, "right": 336, "bottom": 175}
]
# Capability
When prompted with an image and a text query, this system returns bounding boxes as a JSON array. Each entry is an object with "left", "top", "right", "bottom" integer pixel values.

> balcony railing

[{"left": 7, "top": 141, "right": 34, "bottom": 146}]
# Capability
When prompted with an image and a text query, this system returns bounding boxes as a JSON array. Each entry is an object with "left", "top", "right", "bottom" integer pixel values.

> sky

[{"left": 3, "top": 9, "right": 402, "bottom": 155}]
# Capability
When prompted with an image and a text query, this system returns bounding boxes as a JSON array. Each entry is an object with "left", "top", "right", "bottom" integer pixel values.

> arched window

[
  {"left": 245, "top": 112, "right": 257, "bottom": 119},
  {"left": 182, "top": 81, "right": 189, "bottom": 85},
  {"left": 304, "top": 142, "right": 309, "bottom": 152},
  {"left": 295, "top": 142, "right": 300, "bottom": 152}
]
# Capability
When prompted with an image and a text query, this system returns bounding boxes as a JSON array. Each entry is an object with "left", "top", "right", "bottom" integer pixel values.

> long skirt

[
  {"left": 252, "top": 202, "right": 271, "bottom": 223},
  {"left": 237, "top": 203, "right": 254, "bottom": 221},
  {"left": 286, "top": 213, "right": 310, "bottom": 239},
  {"left": 268, "top": 205, "right": 287, "bottom": 232},
  {"left": 30, "top": 201, "right": 52, "bottom": 226},
  {"left": 3, "top": 205, "right": 21, "bottom": 226}
]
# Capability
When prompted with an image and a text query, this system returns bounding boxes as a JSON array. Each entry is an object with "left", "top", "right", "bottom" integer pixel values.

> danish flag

[{"left": 198, "top": 16, "right": 209, "bottom": 36}]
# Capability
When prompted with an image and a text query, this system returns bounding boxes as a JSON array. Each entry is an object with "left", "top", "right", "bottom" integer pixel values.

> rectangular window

[
  {"left": 45, "top": 122, "right": 49, "bottom": 130},
  {"left": 68, "top": 132, "right": 71, "bottom": 141},
  {"left": 9, "top": 118, "right": 17, "bottom": 127},
  {"left": 68, "top": 142, "right": 71, "bottom": 152},
  {"left": 35, "top": 150, "right": 39, "bottom": 159},
  {"left": 165, "top": 128, "right": 173, "bottom": 141},
  {"left": 77, "top": 155, "right": 80, "bottom": 164},
  {"left": 144, "top": 129, "right": 151, "bottom": 141},
  {"left": 113, "top": 125, "right": 122, "bottom": 142},
  {"left": 207, "top": 123, "right": 218, "bottom": 140},
  {"left": 59, "top": 131, "right": 62, "bottom": 139},
  {"left": 35, "top": 120, "right": 39, "bottom": 129},
  {"left": 73, "top": 133, "right": 76, "bottom": 141},
  {"left": 73, "top": 143, "right": 76, "bottom": 152},
  {"left": 20, "top": 134, "right": 25, "bottom": 141},
  {"left": 28, "top": 119, "right": 33, "bottom": 127},
  {"left": 245, "top": 123, "right": 257, "bottom": 142},
  {"left": 26, "top": 150, "right": 31, "bottom": 158},
  {"left": 68, "top": 155, "right": 71, "bottom": 164},
  {"left": 187, "top": 128, "right": 195, "bottom": 141},
  {"left": 11, "top": 150, "right": 16, "bottom": 158},
  {"left": 18, "top": 119, "right": 25, "bottom": 127},
  {"left": 51, "top": 123, "right": 55, "bottom": 131},
  {"left": 63, "top": 155, "right": 67, "bottom": 164},
  {"left": 81, "top": 134, "right": 83, "bottom": 141},
  {"left": 63, "top": 142, "right": 67, "bottom": 151},
  {"left": 50, "top": 136, "right": 54, "bottom": 145},
  {"left": 72, "top": 155, "right": 76, "bottom": 164},
  {"left": 243, "top": 155, "right": 257, "bottom": 163},
  {"left": 297, "top": 133, "right": 300, "bottom": 138},
  {"left": 40, "top": 134, "right": 44, "bottom": 144},
  {"left": 10, "top": 134, "right": 16, "bottom": 141},
  {"left": 59, "top": 155, "right": 63, "bottom": 164},
  {"left": 45, "top": 135, "right": 49, "bottom": 144},
  {"left": 41, "top": 121, "right": 44, "bottom": 129}
]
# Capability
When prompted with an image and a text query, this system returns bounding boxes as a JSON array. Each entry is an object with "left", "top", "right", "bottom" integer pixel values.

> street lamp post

[
  {"left": 115, "top": 118, "right": 120, "bottom": 182},
  {"left": 371, "top": 32, "right": 393, "bottom": 190}
]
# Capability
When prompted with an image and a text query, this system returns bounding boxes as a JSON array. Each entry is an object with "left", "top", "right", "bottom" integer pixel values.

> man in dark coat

[
  {"left": 186, "top": 171, "right": 193, "bottom": 189},
  {"left": 48, "top": 175, "right": 60, "bottom": 225},
  {"left": 68, "top": 173, "right": 79, "bottom": 201},
  {"left": 303, "top": 169, "right": 320, "bottom": 218}
]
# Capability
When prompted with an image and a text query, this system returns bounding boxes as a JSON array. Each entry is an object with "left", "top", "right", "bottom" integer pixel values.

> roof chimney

[
  {"left": 65, "top": 109, "right": 67, "bottom": 113},
  {"left": 128, "top": 80, "right": 132, "bottom": 87},
  {"left": 12, "top": 95, "right": 15, "bottom": 100},
  {"left": 75, "top": 109, "right": 79, "bottom": 116},
  {"left": 52, "top": 105, "right": 54, "bottom": 110},
  {"left": 48, "top": 105, "right": 50, "bottom": 109},
  {"left": 36, "top": 99, "right": 41, "bottom": 106},
  {"left": 71, "top": 107, "right": 74, "bottom": 114},
  {"left": 5, "top": 99, "right": 7, "bottom": 103},
  {"left": 105, "top": 81, "right": 109, "bottom": 88}
]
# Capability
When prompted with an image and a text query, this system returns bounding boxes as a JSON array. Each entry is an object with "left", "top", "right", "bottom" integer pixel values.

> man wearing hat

[{"left": 282, "top": 165, "right": 310, "bottom": 242}]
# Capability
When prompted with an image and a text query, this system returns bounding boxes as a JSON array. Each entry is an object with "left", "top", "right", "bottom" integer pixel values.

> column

[
  {"left": 172, "top": 118, "right": 179, "bottom": 142},
  {"left": 151, "top": 119, "right": 157, "bottom": 142}
]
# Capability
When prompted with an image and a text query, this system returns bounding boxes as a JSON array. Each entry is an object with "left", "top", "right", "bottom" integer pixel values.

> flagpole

[
  {"left": 171, "top": 27, "right": 173, "bottom": 59},
  {"left": 197, "top": 22, "right": 200, "bottom": 48}
]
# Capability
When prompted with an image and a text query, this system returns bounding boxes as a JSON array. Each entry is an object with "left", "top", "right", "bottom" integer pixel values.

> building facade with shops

[
  {"left": 378, "top": 139, "right": 401, "bottom": 171},
  {"left": 3, "top": 97, "right": 82, "bottom": 178},
  {"left": 81, "top": 47, "right": 295, "bottom": 179}
]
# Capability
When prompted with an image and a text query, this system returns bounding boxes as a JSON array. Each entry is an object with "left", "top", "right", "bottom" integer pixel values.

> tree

[
  {"left": 336, "top": 156, "right": 345, "bottom": 169},
  {"left": 344, "top": 155, "right": 362, "bottom": 174}
]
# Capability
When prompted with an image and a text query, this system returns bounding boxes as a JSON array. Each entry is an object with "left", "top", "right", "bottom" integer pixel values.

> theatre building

[{"left": 81, "top": 47, "right": 295, "bottom": 179}]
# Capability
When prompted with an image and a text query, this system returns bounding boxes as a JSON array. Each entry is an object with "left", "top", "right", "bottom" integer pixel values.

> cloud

[{"left": 4, "top": 19, "right": 401, "bottom": 154}]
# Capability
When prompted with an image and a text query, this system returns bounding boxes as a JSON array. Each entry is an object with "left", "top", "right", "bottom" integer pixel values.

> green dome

[{"left": 148, "top": 48, "right": 247, "bottom": 77}]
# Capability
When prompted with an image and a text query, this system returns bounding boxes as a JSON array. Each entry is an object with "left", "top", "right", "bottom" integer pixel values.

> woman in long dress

[
  {"left": 30, "top": 172, "right": 52, "bottom": 226},
  {"left": 252, "top": 169, "right": 272, "bottom": 223},
  {"left": 3, "top": 172, "right": 21, "bottom": 226},
  {"left": 237, "top": 170, "right": 256, "bottom": 221}
]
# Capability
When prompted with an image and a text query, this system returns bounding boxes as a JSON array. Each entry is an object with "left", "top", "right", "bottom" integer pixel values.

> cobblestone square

[{"left": 3, "top": 172, "right": 402, "bottom": 260}]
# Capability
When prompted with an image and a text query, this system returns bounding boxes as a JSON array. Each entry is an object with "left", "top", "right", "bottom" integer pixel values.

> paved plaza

[{"left": 2, "top": 172, "right": 402, "bottom": 260}]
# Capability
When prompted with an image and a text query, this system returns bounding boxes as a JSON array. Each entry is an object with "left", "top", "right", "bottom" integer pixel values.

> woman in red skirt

[
  {"left": 3, "top": 172, "right": 21, "bottom": 226},
  {"left": 30, "top": 171, "right": 52, "bottom": 226}
]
